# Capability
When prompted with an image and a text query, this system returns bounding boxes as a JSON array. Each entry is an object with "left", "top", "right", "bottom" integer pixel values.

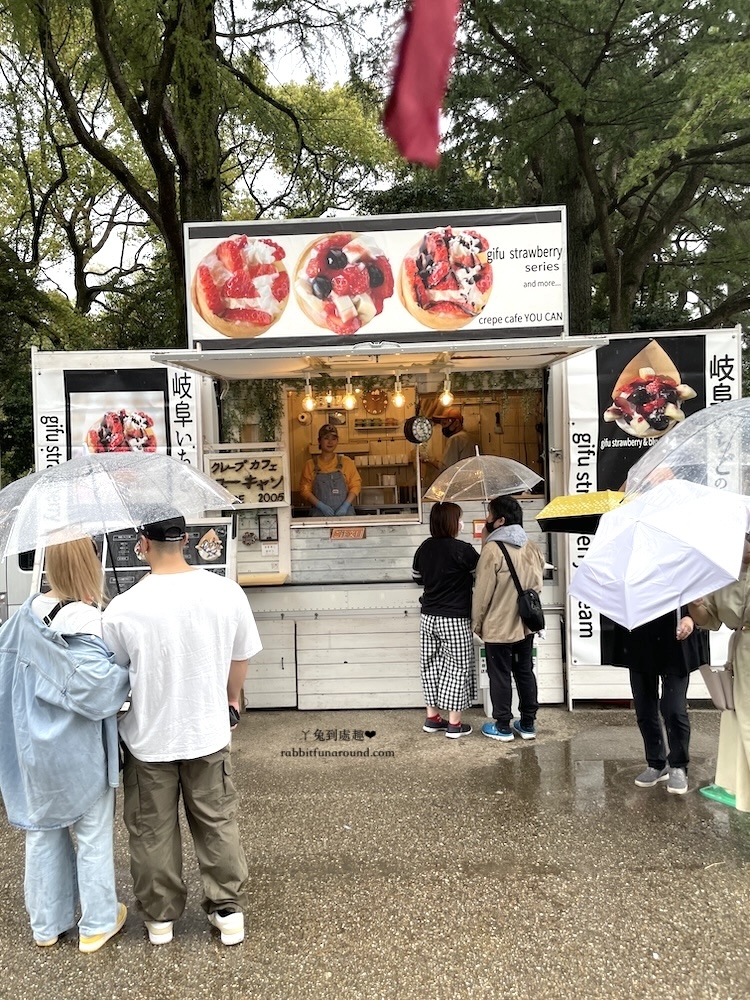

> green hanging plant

[
  {"left": 222, "top": 379, "right": 284, "bottom": 442},
  {"left": 449, "top": 370, "right": 543, "bottom": 392}
]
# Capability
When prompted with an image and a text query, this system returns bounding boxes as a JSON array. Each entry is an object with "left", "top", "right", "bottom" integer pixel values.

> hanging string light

[
  {"left": 392, "top": 375, "right": 405, "bottom": 408},
  {"left": 302, "top": 377, "right": 316, "bottom": 411},
  {"left": 324, "top": 388, "right": 334, "bottom": 405},
  {"left": 439, "top": 374, "right": 454, "bottom": 407},
  {"left": 342, "top": 377, "right": 357, "bottom": 410}
]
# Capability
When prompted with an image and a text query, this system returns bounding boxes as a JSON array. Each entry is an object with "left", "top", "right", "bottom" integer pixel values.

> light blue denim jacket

[{"left": 0, "top": 596, "right": 129, "bottom": 830}]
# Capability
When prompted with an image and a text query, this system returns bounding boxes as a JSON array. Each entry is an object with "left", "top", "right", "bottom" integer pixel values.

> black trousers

[
  {"left": 485, "top": 635, "right": 538, "bottom": 727},
  {"left": 629, "top": 670, "right": 690, "bottom": 772}
]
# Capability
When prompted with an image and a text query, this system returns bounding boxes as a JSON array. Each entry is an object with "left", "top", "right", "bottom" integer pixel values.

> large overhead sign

[{"left": 184, "top": 208, "right": 567, "bottom": 350}]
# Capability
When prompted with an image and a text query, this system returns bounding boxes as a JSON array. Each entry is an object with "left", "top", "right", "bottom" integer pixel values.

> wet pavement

[{"left": 1, "top": 706, "right": 749, "bottom": 1000}]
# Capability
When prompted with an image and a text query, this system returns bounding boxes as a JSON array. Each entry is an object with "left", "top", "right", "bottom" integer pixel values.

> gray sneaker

[
  {"left": 667, "top": 767, "right": 688, "bottom": 795},
  {"left": 634, "top": 765, "right": 669, "bottom": 788}
]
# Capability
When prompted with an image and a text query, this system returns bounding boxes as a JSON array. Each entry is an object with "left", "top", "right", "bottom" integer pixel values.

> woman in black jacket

[{"left": 412, "top": 502, "right": 479, "bottom": 739}]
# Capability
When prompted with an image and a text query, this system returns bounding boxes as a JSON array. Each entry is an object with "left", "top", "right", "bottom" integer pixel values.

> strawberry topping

[
  {"left": 223, "top": 272, "right": 258, "bottom": 299},
  {"left": 224, "top": 307, "right": 273, "bottom": 326},
  {"left": 272, "top": 272, "right": 290, "bottom": 301},
  {"left": 197, "top": 265, "right": 225, "bottom": 316},
  {"left": 216, "top": 237, "right": 247, "bottom": 273}
]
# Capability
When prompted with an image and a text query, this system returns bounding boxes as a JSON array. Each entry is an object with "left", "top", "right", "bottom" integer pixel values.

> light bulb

[
  {"left": 392, "top": 377, "right": 405, "bottom": 408},
  {"left": 343, "top": 379, "right": 357, "bottom": 410},
  {"left": 303, "top": 378, "right": 316, "bottom": 411},
  {"left": 440, "top": 376, "right": 453, "bottom": 407},
  {"left": 325, "top": 389, "right": 333, "bottom": 405}
]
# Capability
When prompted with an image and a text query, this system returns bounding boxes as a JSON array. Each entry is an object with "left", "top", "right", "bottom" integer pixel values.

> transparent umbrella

[
  {"left": 0, "top": 452, "right": 238, "bottom": 559},
  {"left": 625, "top": 397, "right": 750, "bottom": 496},
  {"left": 423, "top": 455, "right": 542, "bottom": 503}
]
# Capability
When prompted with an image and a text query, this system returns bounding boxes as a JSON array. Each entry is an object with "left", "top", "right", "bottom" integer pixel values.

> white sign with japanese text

[
  {"left": 564, "top": 329, "right": 741, "bottom": 669},
  {"left": 204, "top": 451, "right": 288, "bottom": 508}
]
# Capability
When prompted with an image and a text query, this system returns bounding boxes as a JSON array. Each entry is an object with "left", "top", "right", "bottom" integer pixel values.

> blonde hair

[{"left": 44, "top": 537, "right": 107, "bottom": 607}]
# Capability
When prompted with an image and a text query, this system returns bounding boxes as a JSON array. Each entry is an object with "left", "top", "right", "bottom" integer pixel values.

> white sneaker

[
  {"left": 208, "top": 910, "right": 244, "bottom": 946},
  {"left": 145, "top": 919, "right": 174, "bottom": 945}
]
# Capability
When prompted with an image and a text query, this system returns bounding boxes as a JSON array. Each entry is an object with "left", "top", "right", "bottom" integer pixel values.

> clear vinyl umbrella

[
  {"left": 0, "top": 452, "right": 238, "bottom": 559},
  {"left": 568, "top": 479, "right": 750, "bottom": 630},
  {"left": 625, "top": 396, "right": 750, "bottom": 496},
  {"left": 423, "top": 455, "right": 542, "bottom": 503}
]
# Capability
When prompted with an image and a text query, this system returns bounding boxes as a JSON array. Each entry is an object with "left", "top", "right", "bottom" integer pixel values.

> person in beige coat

[
  {"left": 472, "top": 495, "right": 545, "bottom": 742},
  {"left": 689, "top": 533, "right": 750, "bottom": 811}
]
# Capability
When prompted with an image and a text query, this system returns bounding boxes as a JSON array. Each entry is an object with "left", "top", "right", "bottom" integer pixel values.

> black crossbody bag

[{"left": 496, "top": 541, "right": 545, "bottom": 633}]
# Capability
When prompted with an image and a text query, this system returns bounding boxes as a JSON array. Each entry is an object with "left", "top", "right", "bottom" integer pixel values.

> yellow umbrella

[{"left": 536, "top": 490, "right": 626, "bottom": 534}]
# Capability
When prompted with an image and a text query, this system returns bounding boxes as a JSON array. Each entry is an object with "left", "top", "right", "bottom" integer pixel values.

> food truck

[{"left": 24, "top": 207, "right": 743, "bottom": 709}]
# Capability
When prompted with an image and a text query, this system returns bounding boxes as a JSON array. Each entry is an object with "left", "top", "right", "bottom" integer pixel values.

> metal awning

[{"left": 152, "top": 335, "right": 609, "bottom": 380}]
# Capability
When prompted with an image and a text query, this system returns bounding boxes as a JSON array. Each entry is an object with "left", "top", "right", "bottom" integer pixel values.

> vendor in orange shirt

[{"left": 299, "top": 423, "right": 362, "bottom": 517}]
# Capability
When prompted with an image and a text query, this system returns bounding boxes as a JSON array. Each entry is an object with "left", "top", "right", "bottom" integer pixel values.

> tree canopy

[
  {"left": 446, "top": 0, "right": 750, "bottom": 333},
  {"left": 0, "top": 0, "right": 747, "bottom": 476},
  {"left": 2, "top": 0, "right": 394, "bottom": 341}
]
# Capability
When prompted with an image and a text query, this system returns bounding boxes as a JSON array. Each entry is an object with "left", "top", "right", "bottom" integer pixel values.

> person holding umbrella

[
  {"left": 0, "top": 537, "right": 129, "bottom": 952},
  {"left": 689, "top": 533, "right": 750, "bottom": 811},
  {"left": 605, "top": 610, "right": 706, "bottom": 794},
  {"left": 103, "top": 515, "right": 262, "bottom": 947}
]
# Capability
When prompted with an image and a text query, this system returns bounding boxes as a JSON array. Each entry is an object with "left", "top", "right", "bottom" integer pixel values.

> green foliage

[
  {"left": 358, "top": 160, "right": 496, "bottom": 216},
  {"left": 93, "top": 257, "right": 182, "bottom": 350},
  {"left": 0, "top": 241, "right": 104, "bottom": 483},
  {"left": 222, "top": 379, "right": 284, "bottom": 443},
  {"left": 444, "top": 0, "right": 750, "bottom": 332}
]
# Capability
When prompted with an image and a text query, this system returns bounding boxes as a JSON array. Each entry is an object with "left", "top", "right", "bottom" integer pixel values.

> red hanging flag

[{"left": 383, "top": 0, "right": 462, "bottom": 168}]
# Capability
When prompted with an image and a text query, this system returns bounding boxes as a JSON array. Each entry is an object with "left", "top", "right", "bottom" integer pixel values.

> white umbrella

[
  {"left": 0, "top": 452, "right": 238, "bottom": 558},
  {"left": 568, "top": 479, "right": 750, "bottom": 630},
  {"left": 423, "top": 455, "right": 542, "bottom": 503},
  {"left": 625, "top": 396, "right": 750, "bottom": 496}
]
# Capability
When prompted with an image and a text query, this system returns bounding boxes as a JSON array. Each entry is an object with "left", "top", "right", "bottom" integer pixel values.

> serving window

[
  {"left": 289, "top": 386, "right": 421, "bottom": 521},
  {"left": 287, "top": 378, "right": 545, "bottom": 523}
]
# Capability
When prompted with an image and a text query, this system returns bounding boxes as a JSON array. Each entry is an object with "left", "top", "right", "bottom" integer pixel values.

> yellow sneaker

[{"left": 79, "top": 902, "right": 127, "bottom": 953}]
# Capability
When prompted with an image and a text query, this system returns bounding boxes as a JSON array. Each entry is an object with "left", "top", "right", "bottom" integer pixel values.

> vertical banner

[
  {"left": 33, "top": 354, "right": 201, "bottom": 471},
  {"left": 566, "top": 331, "right": 740, "bottom": 667}
]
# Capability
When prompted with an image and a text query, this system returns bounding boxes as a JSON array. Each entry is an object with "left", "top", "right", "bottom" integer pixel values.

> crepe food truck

[{"left": 25, "top": 207, "right": 742, "bottom": 709}]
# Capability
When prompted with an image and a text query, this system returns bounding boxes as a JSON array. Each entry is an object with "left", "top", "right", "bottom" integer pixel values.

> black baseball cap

[
  {"left": 318, "top": 423, "right": 339, "bottom": 439},
  {"left": 139, "top": 515, "right": 186, "bottom": 541}
]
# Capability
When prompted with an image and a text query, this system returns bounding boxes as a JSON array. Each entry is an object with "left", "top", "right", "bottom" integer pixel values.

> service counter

[{"left": 241, "top": 497, "right": 567, "bottom": 711}]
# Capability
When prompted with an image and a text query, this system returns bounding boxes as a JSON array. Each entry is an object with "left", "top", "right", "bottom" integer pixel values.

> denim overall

[{"left": 311, "top": 455, "right": 347, "bottom": 515}]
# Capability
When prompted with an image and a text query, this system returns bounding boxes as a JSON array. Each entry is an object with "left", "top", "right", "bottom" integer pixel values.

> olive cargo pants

[{"left": 122, "top": 746, "right": 249, "bottom": 921}]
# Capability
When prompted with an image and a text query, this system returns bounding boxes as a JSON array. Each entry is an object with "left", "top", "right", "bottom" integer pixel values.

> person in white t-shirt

[{"left": 103, "top": 515, "right": 262, "bottom": 948}]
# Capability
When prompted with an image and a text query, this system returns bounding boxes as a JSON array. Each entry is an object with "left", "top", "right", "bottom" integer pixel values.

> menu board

[
  {"left": 204, "top": 451, "right": 288, "bottom": 508},
  {"left": 35, "top": 518, "right": 235, "bottom": 598}
]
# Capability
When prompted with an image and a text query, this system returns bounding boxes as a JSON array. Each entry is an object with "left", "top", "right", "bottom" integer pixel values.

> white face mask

[{"left": 458, "top": 519, "right": 465, "bottom": 533}]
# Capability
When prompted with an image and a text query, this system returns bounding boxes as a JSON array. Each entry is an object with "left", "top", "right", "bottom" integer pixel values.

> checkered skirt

[{"left": 419, "top": 614, "right": 476, "bottom": 711}]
